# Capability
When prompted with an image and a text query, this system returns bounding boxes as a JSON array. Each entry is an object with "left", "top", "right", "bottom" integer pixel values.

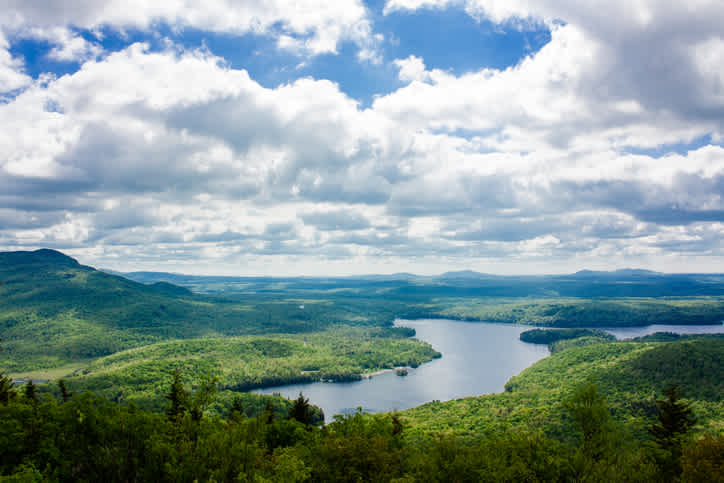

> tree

[
  {"left": 23, "top": 380, "right": 38, "bottom": 403},
  {"left": 564, "top": 381, "right": 613, "bottom": 460},
  {"left": 0, "top": 372, "right": 14, "bottom": 405},
  {"left": 165, "top": 369, "right": 188, "bottom": 422},
  {"left": 649, "top": 385, "right": 697, "bottom": 481},
  {"left": 288, "top": 392, "right": 313, "bottom": 425},
  {"left": 188, "top": 374, "right": 217, "bottom": 423},
  {"left": 230, "top": 396, "right": 245, "bottom": 421},
  {"left": 680, "top": 434, "right": 724, "bottom": 483},
  {"left": 564, "top": 381, "right": 624, "bottom": 481},
  {"left": 0, "top": 337, "right": 15, "bottom": 405},
  {"left": 58, "top": 379, "right": 72, "bottom": 403}
]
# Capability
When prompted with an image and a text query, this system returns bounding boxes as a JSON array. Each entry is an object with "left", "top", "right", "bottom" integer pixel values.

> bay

[
  {"left": 254, "top": 319, "right": 724, "bottom": 422},
  {"left": 254, "top": 319, "right": 549, "bottom": 422}
]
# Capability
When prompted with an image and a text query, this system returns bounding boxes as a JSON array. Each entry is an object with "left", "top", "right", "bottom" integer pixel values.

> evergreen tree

[
  {"left": 649, "top": 385, "right": 696, "bottom": 481},
  {"left": 230, "top": 396, "right": 245, "bottom": 421},
  {"left": 58, "top": 379, "right": 72, "bottom": 403},
  {"left": 165, "top": 369, "right": 188, "bottom": 421},
  {"left": 264, "top": 399, "right": 276, "bottom": 424},
  {"left": 23, "top": 380, "right": 38, "bottom": 403},
  {"left": 0, "top": 371, "right": 14, "bottom": 405},
  {"left": 289, "top": 392, "right": 313, "bottom": 425},
  {"left": 0, "top": 337, "right": 14, "bottom": 405}
]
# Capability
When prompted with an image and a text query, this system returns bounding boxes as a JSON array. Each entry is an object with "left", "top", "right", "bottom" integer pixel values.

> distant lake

[
  {"left": 600, "top": 323, "right": 724, "bottom": 339},
  {"left": 253, "top": 319, "right": 724, "bottom": 422}
]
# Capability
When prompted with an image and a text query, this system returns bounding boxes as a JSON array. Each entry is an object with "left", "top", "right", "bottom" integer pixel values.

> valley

[{"left": 1, "top": 249, "right": 723, "bottom": 481}]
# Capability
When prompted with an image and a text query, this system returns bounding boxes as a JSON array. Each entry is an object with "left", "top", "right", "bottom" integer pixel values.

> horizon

[
  {"left": 10, "top": 247, "right": 724, "bottom": 278},
  {"left": 2, "top": 2, "right": 724, "bottom": 275}
]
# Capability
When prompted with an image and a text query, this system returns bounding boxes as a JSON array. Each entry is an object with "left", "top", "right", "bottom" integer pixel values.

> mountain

[
  {"left": 569, "top": 268, "right": 662, "bottom": 279},
  {"left": 0, "top": 250, "right": 240, "bottom": 372}
]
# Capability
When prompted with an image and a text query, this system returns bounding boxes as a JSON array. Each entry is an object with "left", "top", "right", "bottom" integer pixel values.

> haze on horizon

[{"left": 2, "top": 1, "right": 724, "bottom": 276}]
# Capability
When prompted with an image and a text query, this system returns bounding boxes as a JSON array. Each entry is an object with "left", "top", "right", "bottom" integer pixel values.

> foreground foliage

[{"left": 0, "top": 381, "right": 720, "bottom": 482}]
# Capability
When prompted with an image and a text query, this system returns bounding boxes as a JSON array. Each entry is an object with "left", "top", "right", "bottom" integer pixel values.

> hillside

[
  {"left": 4, "top": 249, "right": 724, "bottom": 376},
  {"left": 61, "top": 327, "right": 440, "bottom": 412},
  {"left": 0, "top": 250, "right": 379, "bottom": 373},
  {"left": 401, "top": 336, "right": 724, "bottom": 440}
]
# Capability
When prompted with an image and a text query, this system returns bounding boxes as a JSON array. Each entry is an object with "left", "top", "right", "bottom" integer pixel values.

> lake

[{"left": 254, "top": 319, "right": 724, "bottom": 422}]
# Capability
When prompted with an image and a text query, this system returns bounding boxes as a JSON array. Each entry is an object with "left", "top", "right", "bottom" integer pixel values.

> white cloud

[
  {"left": 2, "top": 2, "right": 724, "bottom": 273},
  {"left": 394, "top": 55, "right": 429, "bottom": 83},
  {"left": 2, "top": 0, "right": 377, "bottom": 57},
  {"left": 38, "top": 27, "right": 104, "bottom": 62},
  {"left": 0, "top": 30, "right": 31, "bottom": 93}
]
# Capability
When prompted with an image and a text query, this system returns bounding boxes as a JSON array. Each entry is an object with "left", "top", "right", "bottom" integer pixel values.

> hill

[
  {"left": 0, "top": 250, "right": 345, "bottom": 372},
  {"left": 61, "top": 327, "right": 440, "bottom": 413},
  {"left": 401, "top": 335, "right": 724, "bottom": 440},
  {"left": 4, "top": 249, "right": 724, "bottom": 375}
]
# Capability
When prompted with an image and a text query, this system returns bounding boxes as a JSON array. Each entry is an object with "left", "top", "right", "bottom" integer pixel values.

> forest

[
  {"left": 1, "top": 250, "right": 723, "bottom": 481},
  {"left": 1, "top": 336, "right": 722, "bottom": 481}
]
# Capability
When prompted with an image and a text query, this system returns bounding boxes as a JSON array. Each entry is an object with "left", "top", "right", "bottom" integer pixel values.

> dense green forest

[
  {"left": 1, "top": 335, "right": 722, "bottom": 481},
  {"left": 59, "top": 328, "right": 439, "bottom": 413},
  {"left": 403, "top": 336, "right": 723, "bottom": 440},
  {"left": 3, "top": 249, "right": 724, "bottom": 377},
  {"left": 1, "top": 250, "right": 724, "bottom": 480}
]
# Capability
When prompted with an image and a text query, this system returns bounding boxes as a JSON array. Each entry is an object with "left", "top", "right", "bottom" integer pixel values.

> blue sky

[
  {"left": 1, "top": 1, "right": 724, "bottom": 275},
  {"left": 8, "top": 2, "right": 552, "bottom": 106}
]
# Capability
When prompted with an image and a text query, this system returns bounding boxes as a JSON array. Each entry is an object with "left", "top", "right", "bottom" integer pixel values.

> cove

[
  {"left": 254, "top": 319, "right": 549, "bottom": 422},
  {"left": 254, "top": 319, "right": 724, "bottom": 422}
]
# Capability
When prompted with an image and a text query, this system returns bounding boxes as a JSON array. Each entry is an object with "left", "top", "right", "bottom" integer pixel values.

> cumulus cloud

[
  {"left": 394, "top": 55, "right": 429, "bottom": 83},
  {"left": 0, "top": 30, "right": 31, "bottom": 94},
  {"left": 1, "top": 2, "right": 724, "bottom": 274},
  {"left": 1, "top": 0, "right": 378, "bottom": 58}
]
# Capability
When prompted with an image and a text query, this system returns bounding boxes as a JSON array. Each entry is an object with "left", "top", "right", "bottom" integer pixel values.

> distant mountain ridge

[
  {"left": 3, "top": 249, "right": 724, "bottom": 376},
  {"left": 569, "top": 268, "right": 662, "bottom": 279}
]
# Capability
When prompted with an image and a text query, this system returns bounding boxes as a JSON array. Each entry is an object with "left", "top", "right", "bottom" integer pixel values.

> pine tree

[
  {"left": 230, "top": 396, "right": 245, "bottom": 421},
  {"left": 23, "top": 380, "right": 38, "bottom": 403},
  {"left": 0, "top": 371, "right": 14, "bottom": 405},
  {"left": 165, "top": 369, "right": 188, "bottom": 421},
  {"left": 0, "top": 337, "right": 14, "bottom": 404},
  {"left": 58, "top": 379, "right": 72, "bottom": 403},
  {"left": 289, "top": 392, "right": 313, "bottom": 425},
  {"left": 649, "top": 385, "right": 696, "bottom": 481}
]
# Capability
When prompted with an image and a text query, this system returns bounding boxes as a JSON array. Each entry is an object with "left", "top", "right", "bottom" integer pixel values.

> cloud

[
  {"left": 301, "top": 209, "right": 371, "bottom": 231},
  {"left": 1, "top": 2, "right": 724, "bottom": 274},
  {"left": 394, "top": 55, "right": 429, "bottom": 83},
  {"left": 0, "top": 30, "right": 31, "bottom": 94},
  {"left": 1, "top": 0, "right": 377, "bottom": 58},
  {"left": 383, "top": 1, "right": 724, "bottom": 130}
]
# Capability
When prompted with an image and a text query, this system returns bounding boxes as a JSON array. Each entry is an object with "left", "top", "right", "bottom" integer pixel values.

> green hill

[
  {"left": 61, "top": 327, "right": 439, "bottom": 412},
  {"left": 401, "top": 336, "right": 724, "bottom": 440},
  {"left": 0, "top": 249, "right": 320, "bottom": 372}
]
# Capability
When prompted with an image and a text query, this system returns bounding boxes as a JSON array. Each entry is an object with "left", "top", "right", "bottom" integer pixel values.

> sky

[{"left": 1, "top": 1, "right": 724, "bottom": 276}]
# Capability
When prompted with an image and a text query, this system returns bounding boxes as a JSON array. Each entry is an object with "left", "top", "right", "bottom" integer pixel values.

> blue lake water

[{"left": 254, "top": 319, "right": 724, "bottom": 422}]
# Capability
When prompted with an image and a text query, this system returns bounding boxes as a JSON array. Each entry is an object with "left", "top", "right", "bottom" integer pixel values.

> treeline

[
  {"left": 520, "top": 328, "right": 615, "bottom": 345},
  {"left": 0, "top": 376, "right": 721, "bottom": 482},
  {"left": 59, "top": 329, "right": 440, "bottom": 412}
]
